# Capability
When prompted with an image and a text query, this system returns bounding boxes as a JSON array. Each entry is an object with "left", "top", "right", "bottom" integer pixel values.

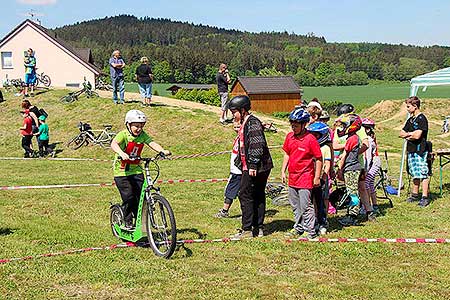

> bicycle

[
  {"left": 34, "top": 69, "right": 51, "bottom": 87},
  {"left": 67, "top": 122, "right": 116, "bottom": 149},
  {"left": 60, "top": 77, "right": 99, "bottom": 103},
  {"left": 442, "top": 116, "right": 450, "bottom": 134},
  {"left": 95, "top": 75, "right": 113, "bottom": 91},
  {"left": 373, "top": 151, "right": 394, "bottom": 208},
  {"left": 110, "top": 153, "right": 177, "bottom": 258},
  {"left": 263, "top": 122, "right": 278, "bottom": 133},
  {"left": 265, "top": 182, "right": 289, "bottom": 206}
]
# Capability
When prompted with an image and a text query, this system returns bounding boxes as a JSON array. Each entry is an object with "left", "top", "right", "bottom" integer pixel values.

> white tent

[{"left": 398, "top": 67, "right": 450, "bottom": 195}]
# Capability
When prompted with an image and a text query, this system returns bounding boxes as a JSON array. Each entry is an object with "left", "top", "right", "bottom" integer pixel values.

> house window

[{"left": 1, "top": 52, "right": 13, "bottom": 69}]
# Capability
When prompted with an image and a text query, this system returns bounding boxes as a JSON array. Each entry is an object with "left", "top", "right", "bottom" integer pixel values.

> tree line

[{"left": 53, "top": 15, "right": 450, "bottom": 86}]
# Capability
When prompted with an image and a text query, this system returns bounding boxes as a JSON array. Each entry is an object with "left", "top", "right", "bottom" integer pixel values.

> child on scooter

[{"left": 111, "top": 110, "right": 170, "bottom": 229}]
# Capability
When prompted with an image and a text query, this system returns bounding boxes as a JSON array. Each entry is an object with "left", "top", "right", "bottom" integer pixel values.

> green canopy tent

[{"left": 398, "top": 67, "right": 450, "bottom": 196}]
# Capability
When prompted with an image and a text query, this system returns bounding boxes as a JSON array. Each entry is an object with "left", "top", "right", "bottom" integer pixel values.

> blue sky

[{"left": 2, "top": 0, "right": 450, "bottom": 46}]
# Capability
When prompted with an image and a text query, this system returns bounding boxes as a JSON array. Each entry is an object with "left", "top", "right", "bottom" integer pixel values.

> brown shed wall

[{"left": 231, "top": 91, "right": 301, "bottom": 114}]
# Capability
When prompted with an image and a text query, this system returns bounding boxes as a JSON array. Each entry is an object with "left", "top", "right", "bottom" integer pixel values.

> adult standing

[
  {"left": 399, "top": 96, "right": 430, "bottom": 207},
  {"left": 24, "top": 48, "right": 36, "bottom": 97},
  {"left": 216, "top": 63, "right": 231, "bottom": 124},
  {"left": 228, "top": 95, "right": 273, "bottom": 238},
  {"left": 135, "top": 57, "right": 153, "bottom": 107},
  {"left": 109, "top": 50, "right": 126, "bottom": 104}
]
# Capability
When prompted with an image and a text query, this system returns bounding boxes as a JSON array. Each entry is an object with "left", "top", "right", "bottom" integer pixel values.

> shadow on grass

[
  {"left": 264, "top": 219, "right": 294, "bottom": 235},
  {"left": 265, "top": 209, "right": 279, "bottom": 217},
  {"left": 125, "top": 99, "right": 167, "bottom": 108},
  {"left": 0, "top": 228, "right": 14, "bottom": 236},
  {"left": 177, "top": 227, "right": 207, "bottom": 239}
]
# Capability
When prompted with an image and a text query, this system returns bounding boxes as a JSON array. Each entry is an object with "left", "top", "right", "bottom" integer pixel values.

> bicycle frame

[{"left": 111, "top": 157, "right": 161, "bottom": 242}]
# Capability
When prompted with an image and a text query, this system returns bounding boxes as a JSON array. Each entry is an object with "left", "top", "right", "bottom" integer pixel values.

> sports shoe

[
  {"left": 231, "top": 229, "right": 253, "bottom": 239},
  {"left": 253, "top": 227, "right": 264, "bottom": 237},
  {"left": 372, "top": 205, "right": 380, "bottom": 214},
  {"left": 214, "top": 209, "right": 229, "bottom": 218},
  {"left": 359, "top": 206, "right": 367, "bottom": 216},
  {"left": 406, "top": 194, "right": 419, "bottom": 203},
  {"left": 285, "top": 228, "right": 305, "bottom": 237},
  {"left": 366, "top": 211, "right": 377, "bottom": 222},
  {"left": 258, "top": 228, "right": 264, "bottom": 237},
  {"left": 338, "top": 215, "right": 357, "bottom": 227},
  {"left": 418, "top": 197, "right": 430, "bottom": 207},
  {"left": 319, "top": 226, "right": 327, "bottom": 235}
]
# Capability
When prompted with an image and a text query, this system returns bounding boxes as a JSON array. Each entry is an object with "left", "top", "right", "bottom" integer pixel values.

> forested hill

[{"left": 53, "top": 15, "right": 450, "bottom": 85}]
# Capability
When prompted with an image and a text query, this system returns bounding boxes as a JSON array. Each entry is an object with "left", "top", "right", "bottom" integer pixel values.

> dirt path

[{"left": 97, "top": 90, "right": 291, "bottom": 134}]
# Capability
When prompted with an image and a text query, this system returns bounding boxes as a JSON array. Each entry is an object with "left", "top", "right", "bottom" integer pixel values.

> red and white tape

[
  {"left": 0, "top": 178, "right": 231, "bottom": 191},
  {"left": 0, "top": 145, "right": 283, "bottom": 163},
  {"left": 1, "top": 236, "right": 449, "bottom": 264}
]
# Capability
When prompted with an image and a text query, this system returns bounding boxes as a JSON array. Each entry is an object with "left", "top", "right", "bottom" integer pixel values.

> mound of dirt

[{"left": 362, "top": 100, "right": 404, "bottom": 122}]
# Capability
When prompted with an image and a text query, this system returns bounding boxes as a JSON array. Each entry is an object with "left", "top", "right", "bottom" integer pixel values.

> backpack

[{"left": 39, "top": 108, "right": 48, "bottom": 118}]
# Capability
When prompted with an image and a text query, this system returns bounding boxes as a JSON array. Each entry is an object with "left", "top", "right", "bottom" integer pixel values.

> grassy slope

[{"left": 0, "top": 89, "right": 449, "bottom": 299}]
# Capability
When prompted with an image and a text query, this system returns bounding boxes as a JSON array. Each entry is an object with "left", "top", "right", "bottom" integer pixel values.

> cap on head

[
  {"left": 125, "top": 110, "right": 147, "bottom": 124},
  {"left": 227, "top": 95, "right": 251, "bottom": 111},
  {"left": 38, "top": 115, "right": 46, "bottom": 121}
]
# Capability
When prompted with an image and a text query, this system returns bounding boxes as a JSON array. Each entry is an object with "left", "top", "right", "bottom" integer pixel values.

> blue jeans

[
  {"left": 138, "top": 83, "right": 152, "bottom": 99},
  {"left": 112, "top": 76, "right": 125, "bottom": 103}
]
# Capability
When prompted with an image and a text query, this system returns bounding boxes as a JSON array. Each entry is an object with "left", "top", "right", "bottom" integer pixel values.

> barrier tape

[
  {"left": 1, "top": 236, "right": 448, "bottom": 265},
  {"left": 0, "top": 178, "right": 239, "bottom": 191},
  {"left": 0, "top": 145, "right": 283, "bottom": 162}
]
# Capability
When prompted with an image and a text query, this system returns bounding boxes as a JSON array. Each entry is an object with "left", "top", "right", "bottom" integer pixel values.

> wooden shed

[
  {"left": 230, "top": 76, "right": 303, "bottom": 113},
  {"left": 166, "top": 84, "right": 214, "bottom": 95}
]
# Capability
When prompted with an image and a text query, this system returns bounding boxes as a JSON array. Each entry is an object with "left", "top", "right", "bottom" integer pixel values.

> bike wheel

[
  {"left": 97, "top": 132, "right": 113, "bottom": 148},
  {"left": 146, "top": 193, "right": 177, "bottom": 258},
  {"left": 110, "top": 204, "right": 124, "bottom": 238},
  {"left": 41, "top": 75, "right": 51, "bottom": 87},
  {"left": 67, "top": 133, "right": 87, "bottom": 150},
  {"left": 60, "top": 94, "right": 75, "bottom": 103}
]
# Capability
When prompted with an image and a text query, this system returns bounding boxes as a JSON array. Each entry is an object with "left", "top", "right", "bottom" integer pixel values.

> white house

[{"left": 0, "top": 19, "right": 101, "bottom": 88}]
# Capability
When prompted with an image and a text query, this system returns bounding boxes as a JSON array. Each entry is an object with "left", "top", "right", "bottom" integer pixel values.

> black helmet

[
  {"left": 227, "top": 95, "right": 251, "bottom": 111},
  {"left": 336, "top": 103, "right": 355, "bottom": 116}
]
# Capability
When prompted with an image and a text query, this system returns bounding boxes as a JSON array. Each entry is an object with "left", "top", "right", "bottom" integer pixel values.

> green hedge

[{"left": 174, "top": 88, "right": 220, "bottom": 106}]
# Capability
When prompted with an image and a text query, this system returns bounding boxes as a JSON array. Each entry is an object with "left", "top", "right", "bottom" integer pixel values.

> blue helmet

[
  {"left": 307, "top": 122, "right": 331, "bottom": 146},
  {"left": 289, "top": 108, "right": 310, "bottom": 123}
]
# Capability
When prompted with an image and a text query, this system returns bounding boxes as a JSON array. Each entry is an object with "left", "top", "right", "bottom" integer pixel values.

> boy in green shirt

[
  {"left": 111, "top": 110, "right": 170, "bottom": 229},
  {"left": 35, "top": 115, "right": 55, "bottom": 157}
]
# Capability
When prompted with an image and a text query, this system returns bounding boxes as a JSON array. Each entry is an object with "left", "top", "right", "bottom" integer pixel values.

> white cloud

[{"left": 17, "top": 0, "right": 57, "bottom": 5}]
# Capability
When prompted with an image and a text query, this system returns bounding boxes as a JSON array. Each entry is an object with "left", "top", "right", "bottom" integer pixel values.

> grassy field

[
  {"left": 125, "top": 82, "right": 450, "bottom": 110},
  {"left": 0, "top": 89, "right": 450, "bottom": 299}
]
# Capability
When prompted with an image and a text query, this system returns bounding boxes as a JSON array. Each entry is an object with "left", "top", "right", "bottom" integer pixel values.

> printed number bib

[{"left": 121, "top": 141, "right": 144, "bottom": 167}]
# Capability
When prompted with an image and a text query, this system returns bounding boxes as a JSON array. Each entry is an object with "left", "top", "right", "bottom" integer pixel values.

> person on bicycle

[{"left": 111, "top": 109, "right": 170, "bottom": 229}]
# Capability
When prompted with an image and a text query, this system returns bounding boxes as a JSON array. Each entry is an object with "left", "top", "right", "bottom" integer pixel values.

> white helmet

[{"left": 125, "top": 110, "right": 147, "bottom": 124}]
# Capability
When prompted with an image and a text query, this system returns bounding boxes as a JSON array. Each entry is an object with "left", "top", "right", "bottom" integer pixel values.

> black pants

[
  {"left": 114, "top": 173, "right": 144, "bottom": 224},
  {"left": 38, "top": 139, "right": 50, "bottom": 156},
  {"left": 239, "top": 170, "right": 271, "bottom": 231},
  {"left": 21, "top": 135, "right": 33, "bottom": 157},
  {"left": 312, "top": 185, "right": 327, "bottom": 227}
]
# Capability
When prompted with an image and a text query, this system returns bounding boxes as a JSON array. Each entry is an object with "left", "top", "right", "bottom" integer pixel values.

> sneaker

[
  {"left": 258, "top": 228, "right": 264, "bottom": 237},
  {"left": 338, "top": 215, "right": 357, "bottom": 227},
  {"left": 214, "top": 209, "right": 229, "bottom": 218},
  {"left": 50, "top": 151, "right": 56, "bottom": 158},
  {"left": 418, "top": 197, "right": 430, "bottom": 207},
  {"left": 372, "top": 205, "right": 380, "bottom": 214},
  {"left": 366, "top": 211, "right": 377, "bottom": 222},
  {"left": 231, "top": 229, "right": 253, "bottom": 239},
  {"left": 319, "top": 226, "right": 327, "bottom": 235},
  {"left": 406, "top": 194, "right": 419, "bottom": 203},
  {"left": 285, "top": 228, "right": 305, "bottom": 237},
  {"left": 359, "top": 206, "right": 366, "bottom": 216}
]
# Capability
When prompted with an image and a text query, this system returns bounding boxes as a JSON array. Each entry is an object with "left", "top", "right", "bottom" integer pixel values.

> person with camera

[{"left": 216, "top": 63, "right": 231, "bottom": 124}]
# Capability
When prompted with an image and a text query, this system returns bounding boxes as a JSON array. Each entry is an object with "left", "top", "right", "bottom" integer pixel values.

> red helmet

[{"left": 337, "top": 113, "right": 362, "bottom": 137}]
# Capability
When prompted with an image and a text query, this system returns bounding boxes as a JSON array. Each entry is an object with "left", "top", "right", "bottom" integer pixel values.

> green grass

[
  {"left": 0, "top": 89, "right": 449, "bottom": 299},
  {"left": 125, "top": 83, "right": 173, "bottom": 97},
  {"left": 301, "top": 83, "right": 450, "bottom": 108}
]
